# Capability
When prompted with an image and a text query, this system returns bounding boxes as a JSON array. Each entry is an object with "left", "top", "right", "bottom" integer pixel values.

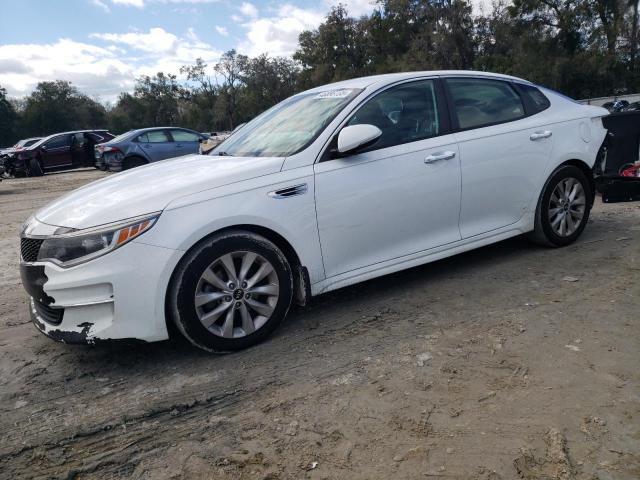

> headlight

[{"left": 33, "top": 213, "right": 160, "bottom": 267}]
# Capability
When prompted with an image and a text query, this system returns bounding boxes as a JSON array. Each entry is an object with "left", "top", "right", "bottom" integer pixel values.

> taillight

[
  {"left": 620, "top": 163, "right": 640, "bottom": 177},
  {"left": 98, "top": 146, "right": 120, "bottom": 154}
]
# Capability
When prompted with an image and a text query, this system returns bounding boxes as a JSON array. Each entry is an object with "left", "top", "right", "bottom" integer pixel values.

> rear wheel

[
  {"left": 528, "top": 165, "right": 592, "bottom": 247},
  {"left": 168, "top": 231, "right": 293, "bottom": 352},
  {"left": 122, "top": 156, "right": 147, "bottom": 170}
]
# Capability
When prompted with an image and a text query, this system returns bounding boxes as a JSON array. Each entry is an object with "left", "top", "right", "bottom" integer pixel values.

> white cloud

[
  {"left": 0, "top": 39, "right": 133, "bottom": 100},
  {"left": 0, "top": 29, "right": 222, "bottom": 102},
  {"left": 239, "top": 2, "right": 258, "bottom": 18},
  {"left": 239, "top": 4, "right": 325, "bottom": 57},
  {"left": 215, "top": 25, "right": 229, "bottom": 36},
  {"left": 112, "top": 0, "right": 144, "bottom": 7},
  {"left": 90, "top": 0, "right": 111, "bottom": 12},
  {"left": 91, "top": 27, "right": 179, "bottom": 54},
  {"left": 106, "top": 0, "right": 219, "bottom": 7}
]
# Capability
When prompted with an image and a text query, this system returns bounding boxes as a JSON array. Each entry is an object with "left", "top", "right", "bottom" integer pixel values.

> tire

[
  {"left": 122, "top": 156, "right": 147, "bottom": 170},
  {"left": 528, "top": 164, "right": 592, "bottom": 247},
  {"left": 28, "top": 158, "right": 44, "bottom": 177},
  {"left": 168, "top": 231, "right": 294, "bottom": 352}
]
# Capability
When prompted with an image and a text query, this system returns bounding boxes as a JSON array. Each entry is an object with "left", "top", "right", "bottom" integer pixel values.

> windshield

[
  {"left": 23, "top": 138, "right": 41, "bottom": 147},
  {"left": 211, "top": 88, "right": 362, "bottom": 157}
]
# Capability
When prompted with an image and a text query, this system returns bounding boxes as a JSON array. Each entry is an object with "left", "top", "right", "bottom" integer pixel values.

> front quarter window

[{"left": 211, "top": 88, "right": 362, "bottom": 157}]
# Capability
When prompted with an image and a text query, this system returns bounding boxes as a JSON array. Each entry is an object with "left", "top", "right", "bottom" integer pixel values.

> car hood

[{"left": 35, "top": 154, "right": 284, "bottom": 229}]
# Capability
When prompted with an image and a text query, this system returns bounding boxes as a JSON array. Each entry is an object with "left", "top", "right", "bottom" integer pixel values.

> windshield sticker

[{"left": 314, "top": 89, "right": 354, "bottom": 99}]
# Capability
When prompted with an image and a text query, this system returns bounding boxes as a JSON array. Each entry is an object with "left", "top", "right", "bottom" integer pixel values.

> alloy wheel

[
  {"left": 548, "top": 177, "right": 586, "bottom": 237},
  {"left": 194, "top": 251, "right": 280, "bottom": 338}
]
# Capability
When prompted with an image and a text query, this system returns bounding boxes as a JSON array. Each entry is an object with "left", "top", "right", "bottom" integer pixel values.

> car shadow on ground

[{"left": 43, "top": 232, "right": 541, "bottom": 375}]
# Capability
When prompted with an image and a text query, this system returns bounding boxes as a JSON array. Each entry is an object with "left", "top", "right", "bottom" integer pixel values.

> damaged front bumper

[{"left": 19, "top": 235, "right": 183, "bottom": 345}]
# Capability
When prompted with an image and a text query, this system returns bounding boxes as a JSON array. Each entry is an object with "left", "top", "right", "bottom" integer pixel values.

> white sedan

[{"left": 20, "top": 71, "right": 610, "bottom": 352}]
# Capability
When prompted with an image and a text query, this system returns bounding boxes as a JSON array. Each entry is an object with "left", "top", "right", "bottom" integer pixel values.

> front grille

[
  {"left": 21, "top": 238, "right": 43, "bottom": 262},
  {"left": 33, "top": 299, "right": 64, "bottom": 325}
]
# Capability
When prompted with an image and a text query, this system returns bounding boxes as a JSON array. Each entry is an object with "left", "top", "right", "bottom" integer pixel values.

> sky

[{"left": 0, "top": 0, "right": 490, "bottom": 103}]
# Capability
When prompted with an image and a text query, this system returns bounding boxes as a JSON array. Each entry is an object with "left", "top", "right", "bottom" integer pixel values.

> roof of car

[
  {"left": 301, "top": 70, "right": 531, "bottom": 94},
  {"left": 39, "top": 129, "right": 110, "bottom": 140},
  {"left": 126, "top": 126, "right": 198, "bottom": 134}
]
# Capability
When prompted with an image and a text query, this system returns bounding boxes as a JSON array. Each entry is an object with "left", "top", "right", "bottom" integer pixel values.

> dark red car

[{"left": 3, "top": 130, "right": 114, "bottom": 177}]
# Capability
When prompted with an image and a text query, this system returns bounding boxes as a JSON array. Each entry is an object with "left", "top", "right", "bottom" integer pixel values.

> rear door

[
  {"left": 444, "top": 77, "right": 554, "bottom": 238},
  {"left": 595, "top": 111, "right": 640, "bottom": 202},
  {"left": 136, "top": 130, "right": 174, "bottom": 161},
  {"left": 40, "top": 135, "right": 72, "bottom": 168},
  {"left": 168, "top": 129, "right": 203, "bottom": 156}
]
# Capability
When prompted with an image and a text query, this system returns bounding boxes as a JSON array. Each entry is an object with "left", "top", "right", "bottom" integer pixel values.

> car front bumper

[{"left": 20, "top": 239, "right": 183, "bottom": 344}]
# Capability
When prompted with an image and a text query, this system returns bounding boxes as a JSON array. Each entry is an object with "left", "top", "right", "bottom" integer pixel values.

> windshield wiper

[{"left": 217, "top": 151, "right": 231, "bottom": 156}]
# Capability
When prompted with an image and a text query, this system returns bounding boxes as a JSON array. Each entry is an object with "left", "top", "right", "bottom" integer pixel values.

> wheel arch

[
  {"left": 122, "top": 154, "right": 148, "bottom": 170},
  {"left": 164, "top": 223, "right": 311, "bottom": 338},
  {"left": 556, "top": 158, "right": 596, "bottom": 206}
]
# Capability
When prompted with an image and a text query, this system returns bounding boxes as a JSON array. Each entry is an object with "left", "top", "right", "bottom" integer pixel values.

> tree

[
  {"left": 294, "top": 5, "right": 370, "bottom": 88},
  {"left": 240, "top": 55, "right": 299, "bottom": 119},
  {"left": 0, "top": 86, "right": 19, "bottom": 146},
  {"left": 214, "top": 50, "right": 248, "bottom": 129},
  {"left": 180, "top": 58, "right": 219, "bottom": 131},
  {"left": 133, "top": 72, "right": 184, "bottom": 126},
  {"left": 21, "top": 81, "right": 107, "bottom": 137}
]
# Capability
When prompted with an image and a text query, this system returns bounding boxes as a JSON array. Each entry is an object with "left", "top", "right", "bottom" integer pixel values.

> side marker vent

[{"left": 268, "top": 184, "right": 308, "bottom": 199}]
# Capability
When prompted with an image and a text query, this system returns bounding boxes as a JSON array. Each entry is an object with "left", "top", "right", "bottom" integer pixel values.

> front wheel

[
  {"left": 28, "top": 158, "right": 44, "bottom": 177},
  {"left": 528, "top": 165, "right": 592, "bottom": 247},
  {"left": 168, "top": 231, "right": 293, "bottom": 352}
]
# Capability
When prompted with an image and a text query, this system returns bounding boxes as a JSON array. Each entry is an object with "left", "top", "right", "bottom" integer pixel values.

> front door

[
  {"left": 315, "top": 79, "right": 462, "bottom": 278},
  {"left": 444, "top": 77, "right": 554, "bottom": 238},
  {"left": 41, "top": 134, "right": 72, "bottom": 169}
]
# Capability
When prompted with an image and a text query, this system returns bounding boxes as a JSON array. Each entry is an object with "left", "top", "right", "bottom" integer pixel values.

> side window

[
  {"left": 71, "top": 133, "right": 85, "bottom": 147},
  {"left": 171, "top": 130, "right": 200, "bottom": 142},
  {"left": 346, "top": 79, "right": 441, "bottom": 151},
  {"left": 45, "top": 135, "right": 70, "bottom": 149},
  {"left": 517, "top": 84, "right": 551, "bottom": 114},
  {"left": 446, "top": 78, "right": 525, "bottom": 130},
  {"left": 138, "top": 131, "right": 170, "bottom": 143}
]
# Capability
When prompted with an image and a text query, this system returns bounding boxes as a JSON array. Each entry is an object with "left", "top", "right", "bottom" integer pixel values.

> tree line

[{"left": 2, "top": 0, "right": 639, "bottom": 146}]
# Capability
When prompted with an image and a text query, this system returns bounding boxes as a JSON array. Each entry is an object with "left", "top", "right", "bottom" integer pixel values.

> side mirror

[
  {"left": 337, "top": 124, "right": 382, "bottom": 154},
  {"left": 39, "top": 146, "right": 47, "bottom": 152}
]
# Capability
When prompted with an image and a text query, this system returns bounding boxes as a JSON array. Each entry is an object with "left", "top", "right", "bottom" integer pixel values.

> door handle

[
  {"left": 424, "top": 151, "right": 456, "bottom": 164},
  {"left": 530, "top": 131, "right": 552, "bottom": 141}
]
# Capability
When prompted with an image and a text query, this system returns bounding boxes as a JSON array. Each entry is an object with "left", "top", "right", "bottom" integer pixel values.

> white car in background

[{"left": 20, "top": 71, "right": 611, "bottom": 352}]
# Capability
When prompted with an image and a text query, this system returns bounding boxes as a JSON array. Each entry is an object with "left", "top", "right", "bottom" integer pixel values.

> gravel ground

[{"left": 0, "top": 169, "right": 638, "bottom": 480}]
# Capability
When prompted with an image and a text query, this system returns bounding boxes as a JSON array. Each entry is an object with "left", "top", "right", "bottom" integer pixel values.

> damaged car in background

[
  {"left": 594, "top": 110, "right": 640, "bottom": 201},
  {"left": 2, "top": 130, "right": 113, "bottom": 177},
  {"left": 94, "top": 127, "right": 207, "bottom": 171},
  {"left": 18, "top": 71, "right": 640, "bottom": 351}
]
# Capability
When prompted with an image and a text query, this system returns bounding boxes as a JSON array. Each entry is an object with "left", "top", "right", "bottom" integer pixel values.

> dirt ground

[{"left": 0, "top": 169, "right": 638, "bottom": 480}]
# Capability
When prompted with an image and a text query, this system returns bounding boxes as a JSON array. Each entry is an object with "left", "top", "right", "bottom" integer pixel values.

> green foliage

[
  {"left": 19, "top": 81, "right": 107, "bottom": 139},
  {"left": 0, "top": 86, "right": 18, "bottom": 147},
  {"left": 3, "top": 0, "right": 640, "bottom": 144}
]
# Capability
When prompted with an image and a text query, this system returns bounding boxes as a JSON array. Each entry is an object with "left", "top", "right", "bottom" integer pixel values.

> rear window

[
  {"left": 518, "top": 84, "right": 551, "bottom": 114},
  {"left": 446, "top": 78, "right": 525, "bottom": 130}
]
